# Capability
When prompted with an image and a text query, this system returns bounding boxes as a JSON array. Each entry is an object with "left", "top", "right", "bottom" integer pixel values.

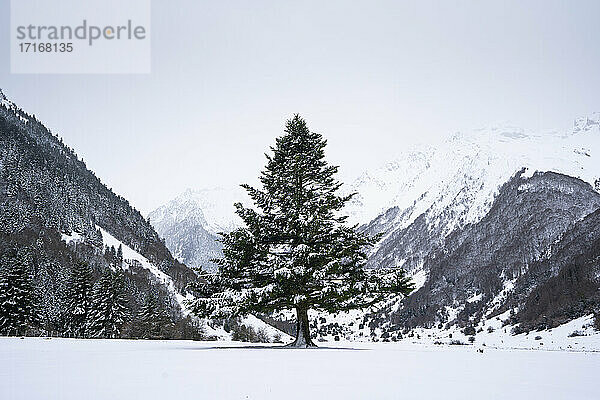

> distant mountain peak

[
  {"left": 574, "top": 112, "right": 600, "bottom": 134},
  {"left": 151, "top": 186, "right": 245, "bottom": 237}
]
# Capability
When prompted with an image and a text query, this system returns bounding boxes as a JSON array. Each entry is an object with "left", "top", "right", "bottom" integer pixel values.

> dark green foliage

[
  {"left": 189, "top": 115, "right": 413, "bottom": 346},
  {"left": 229, "top": 320, "right": 270, "bottom": 343},
  {"left": 137, "top": 292, "right": 173, "bottom": 339},
  {"left": 116, "top": 245, "right": 123, "bottom": 265},
  {"left": 65, "top": 261, "right": 93, "bottom": 337},
  {"left": 463, "top": 326, "right": 476, "bottom": 336},
  {"left": 0, "top": 250, "right": 36, "bottom": 335},
  {"left": 87, "top": 271, "right": 129, "bottom": 338}
]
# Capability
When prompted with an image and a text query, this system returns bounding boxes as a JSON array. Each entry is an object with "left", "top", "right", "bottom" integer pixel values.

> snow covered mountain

[
  {"left": 150, "top": 188, "right": 245, "bottom": 237},
  {"left": 353, "top": 116, "right": 599, "bottom": 275},
  {"left": 347, "top": 115, "right": 599, "bottom": 228},
  {"left": 148, "top": 188, "right": 246, "bottom": 271}
]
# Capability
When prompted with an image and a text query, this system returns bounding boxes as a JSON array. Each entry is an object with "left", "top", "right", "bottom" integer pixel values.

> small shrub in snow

[
  {"left": 511, "top": 325, "right": 526, "bottom": 335},
  {"left": 463, "top": 326, "right": 476, "bottom": 336},
  {"left": 534, "top": 336, "right": 542, "bottom": 340},
  {"left": 255, "top": 328, "right": 270, "bottom": 343},
  {"left": 468, "top": 336, "right": 475, "bottom": 343},
  {"left": 231, "top": 324, "right": 263, "bottom": 343},
  {"left": 449, "top": 340, "right": 465, "bottom": 345},
  {"left": 487, "top": 326, "right": 494, "bottom": 333},
  {"left": 568, "top": 330, "right": 585, "bottom": 337}
]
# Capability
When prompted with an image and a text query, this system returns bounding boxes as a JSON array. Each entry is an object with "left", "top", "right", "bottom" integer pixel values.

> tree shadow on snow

[{"left": 176, "top": 344, "right": 367, "bottom": 351}]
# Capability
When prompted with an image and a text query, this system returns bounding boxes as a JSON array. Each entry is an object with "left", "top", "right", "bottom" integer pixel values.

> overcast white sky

[{"left": 1, "top": 0, "right": 599, "bottom": 213}]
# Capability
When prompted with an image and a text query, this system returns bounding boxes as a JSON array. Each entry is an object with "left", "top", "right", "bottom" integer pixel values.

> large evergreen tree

[
  {"left": 188, "top": 115, "right": 413, "bottom": 347},
  {"left": 87, "top": 270, "right": 129, "bottom": 338},
  {"left": 0, "top": 252, "right": 36, "bottom": 336},
  {"left": 65, "top": 261, "right": 93, "bottom": 337}
]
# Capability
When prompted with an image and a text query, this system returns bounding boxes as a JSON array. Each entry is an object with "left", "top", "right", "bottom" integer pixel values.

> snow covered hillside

[
  {"left": 96, "top": 226, "right": 192, "bottom": 311},
  {"left": 2, "top": 337, "right": 599, "bottom": 400},
  {"left": 346, "top": 114, "right": 600, "bottom": 227}
]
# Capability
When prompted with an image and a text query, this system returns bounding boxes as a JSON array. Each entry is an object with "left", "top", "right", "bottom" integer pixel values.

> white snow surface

[
  {"left": 1, "top": 336, "right": 599, "bottom": 400},
  {"left": 97, "top": 226, "right": 192, "bottom": 311},
  {"left": 60, "top": 231, "right": 82, "bottom": 244},
  {"left": 401, "top": 314, "right": 600, "bottom": 352}
]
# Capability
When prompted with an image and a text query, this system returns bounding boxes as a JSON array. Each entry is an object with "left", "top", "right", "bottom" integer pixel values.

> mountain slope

[
  {"left": 513, "top": 207, "right": 600, "bottom": 330},
  {"left": 390, "top": 171, "right": 600, "bottom": 331},
  {"left": 0, "top": 89, "right": 199, "bottom": 337}
]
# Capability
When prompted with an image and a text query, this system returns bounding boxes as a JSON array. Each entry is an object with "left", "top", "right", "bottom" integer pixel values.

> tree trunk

[{"left": 287, "top": 307, "right": 317, "bottom": 348}]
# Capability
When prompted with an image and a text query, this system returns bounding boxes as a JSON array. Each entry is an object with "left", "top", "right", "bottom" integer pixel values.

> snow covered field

[{"left": 1, "top": 338, "right": 599, "bottom": 400}]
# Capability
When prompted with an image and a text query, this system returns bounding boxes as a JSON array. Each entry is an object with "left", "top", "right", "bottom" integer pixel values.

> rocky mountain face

[
  {"left": 390, "top": 171, "right": 600, "bottom": 331},
  {"left": 148, "top": 188, "right": 245, "bottom": 272},
  {"left": 0, "top": 89, "right": 200, "bottom": 337},
  {"left": 513, "top": 206, "right": 600, "bottom": 331}
]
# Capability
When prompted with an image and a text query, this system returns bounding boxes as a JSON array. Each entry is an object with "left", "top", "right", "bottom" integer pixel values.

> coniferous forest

[{"left": 0, "top": 91, "right": 202, "bottom": 339}]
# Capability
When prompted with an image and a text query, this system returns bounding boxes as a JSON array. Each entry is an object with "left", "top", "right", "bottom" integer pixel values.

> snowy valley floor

[{"left": 1, "top": 337, "right": 599, "bottom": 400}]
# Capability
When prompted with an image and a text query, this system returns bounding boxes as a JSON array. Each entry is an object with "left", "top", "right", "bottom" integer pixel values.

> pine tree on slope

[
  {"left": 138, "top": 292, "right": 173, "bottom": 339},
  {"left": 65, "top": 261, "right": 93, "bottom": 337},
  {"left": 188, "top": 115, "right": 414, "bottom": 347},
  {"left": 87, "top": 271, "right": 129, "bottom": 338},
  {"left": 116, "top": 245, "right": 123, "bottom": 266},
  {"left": 0, "top": 252, "right": 36, "bottom": 336}
]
